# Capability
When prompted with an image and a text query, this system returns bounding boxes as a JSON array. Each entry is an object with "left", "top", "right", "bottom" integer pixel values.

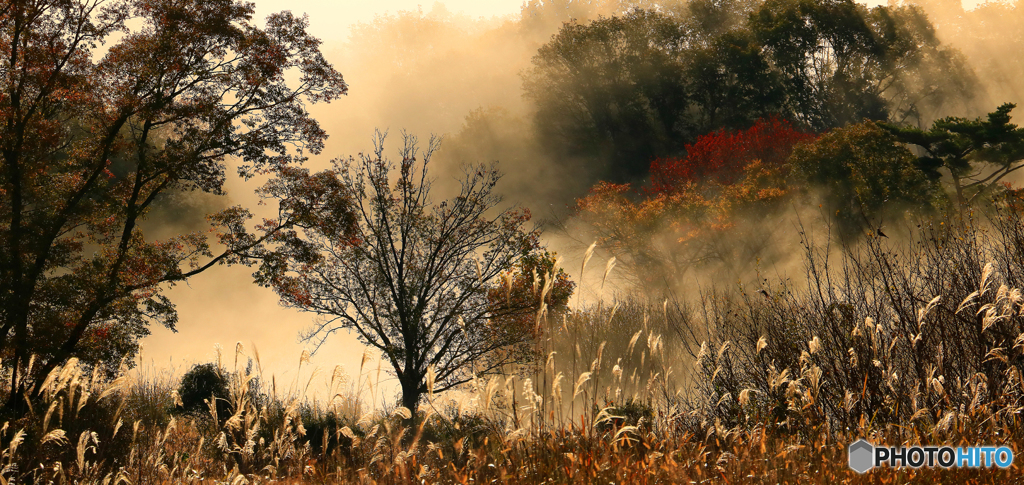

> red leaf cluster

[{"left": 649, "top": 117, "right": 816, "bottom": 194}]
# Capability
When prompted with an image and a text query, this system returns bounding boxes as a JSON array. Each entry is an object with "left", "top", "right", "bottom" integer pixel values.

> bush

[
  {"left": 177, "top": 362, "right": 230, "bottom": 419},
  {"left": 596, "top": 398, "right": 654, "bottom": 432}
]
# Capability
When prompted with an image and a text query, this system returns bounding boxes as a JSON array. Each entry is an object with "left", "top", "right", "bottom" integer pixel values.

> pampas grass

[{"left": 0, "top": 209, "right": 1022, "bottom": 483}]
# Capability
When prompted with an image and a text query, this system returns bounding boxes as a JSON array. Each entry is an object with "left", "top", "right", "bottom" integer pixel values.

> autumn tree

[
  {"left": 0, "top": 0, "right": 346, "bottom": 406},
  {"left": 791, "top": 121, "right": 942, "bottom": 236},
  {"left": 649, "top": 116, "right": 816, "bottom": 193},
  {"left": 596, "top": 166, "right": 792, "bottom": 290},
  {"left": 573, "top": 116, "right": 812, "bottom": 291},
  {"left": 486, "top": 250, "right": 574, "bottom": 367},
  {"left": 259, "top": 133, "right": 555, "bottom": 415}
]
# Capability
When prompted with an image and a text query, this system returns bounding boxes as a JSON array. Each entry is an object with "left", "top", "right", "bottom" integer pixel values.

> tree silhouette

[
  {"left": 259, "top": 133, "right": 553, "bottom": 415},
  {"left": 885, "top": 103, "right": 1024, "bottom": 208}
]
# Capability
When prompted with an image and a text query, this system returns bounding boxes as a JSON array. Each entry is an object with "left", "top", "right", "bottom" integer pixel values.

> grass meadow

[{"left": 1, "top": 208, "right": 1023, "bottom": 484}]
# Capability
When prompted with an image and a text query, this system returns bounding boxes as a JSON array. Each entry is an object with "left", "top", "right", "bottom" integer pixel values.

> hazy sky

[
  {"left": 139, "top": 0, "right": 532, "bottom": 405},
  {"left": 253, "top": 0, "right": 525, "bottom": 42}
]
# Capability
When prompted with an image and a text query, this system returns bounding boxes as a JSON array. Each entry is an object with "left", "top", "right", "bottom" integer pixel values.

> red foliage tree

[
  {"left": 0, "top": 0, "right": 347, "bottom": 403},
  {"left": 486, "top": 250, "right": 574, "bottom": 363},
  {"left": 649, "top": 116, "right": 817, "bottom": 193}
]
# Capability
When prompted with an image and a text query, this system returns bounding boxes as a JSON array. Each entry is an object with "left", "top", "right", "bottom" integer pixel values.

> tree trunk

[
  {"left": 952, "top": 174, "right": 967, "bottom": 210},
  {"left": 400, "top": 376, "right": 422, "bottom": 428}
]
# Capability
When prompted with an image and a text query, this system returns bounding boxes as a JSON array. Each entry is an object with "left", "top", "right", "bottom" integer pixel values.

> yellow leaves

[{"left": 756, "top": 187, "right": 787, "bottom": 200}]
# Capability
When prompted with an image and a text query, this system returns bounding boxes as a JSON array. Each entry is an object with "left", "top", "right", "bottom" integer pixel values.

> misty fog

[{"left": 139, "top": 0, "right": 1022, "bottom": 407}]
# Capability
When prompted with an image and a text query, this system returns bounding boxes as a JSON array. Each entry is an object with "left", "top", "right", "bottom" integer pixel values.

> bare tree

[{"left": 259, "top": 132, "right": 542, "bottom": 414}]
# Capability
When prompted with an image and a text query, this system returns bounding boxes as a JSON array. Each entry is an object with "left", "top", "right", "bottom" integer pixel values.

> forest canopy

[{"left": 524, "top": 0, "right": 974, "bottom": 185}]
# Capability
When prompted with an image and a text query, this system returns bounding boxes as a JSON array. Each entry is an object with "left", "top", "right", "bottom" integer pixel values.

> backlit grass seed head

[
  {"left": 717, "top": 341, "right": 730, "bottom": 360},
  {"left": 627, "top": 330, "right": 642, "bottom": 357},
  {"left": 739, "top": 388, "right": 756, "bottom": 406},
  {"left": 551, "top": 372, "right": 565, "bottom": 404},
  {"left": 808, "top": 336, "right": 821, "bottom": 354},
  {"left": 958, "top": 290, "right": 980, "bottom": 314},
  {"left": 591, "top": 341, "right": 606, "bottom": 372},
  {"left": 41, "top": 429, "right": 68, "bottom": 447},
  {"left": 602, "top": 256, "right": 616, "bottom": 289},
  {"left": 980, "top": 262, "right": 995, "bottom": 296},
  {"left": 572, "top": 372, "right": 592, "bottom": 400}
]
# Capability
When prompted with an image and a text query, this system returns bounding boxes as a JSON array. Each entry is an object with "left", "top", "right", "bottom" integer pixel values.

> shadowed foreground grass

[{"left": 0, "top": 361, "right": 1017, "bottom": 484}]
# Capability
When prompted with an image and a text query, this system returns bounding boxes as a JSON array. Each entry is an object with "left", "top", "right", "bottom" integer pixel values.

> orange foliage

[{"left": 576, "top": 118, "right": 811, "bottom": 289}]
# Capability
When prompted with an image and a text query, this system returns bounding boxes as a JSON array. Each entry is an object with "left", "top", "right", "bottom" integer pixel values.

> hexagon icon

[{"left": 848, "top": 439, "right": 875, "bottom": 474}]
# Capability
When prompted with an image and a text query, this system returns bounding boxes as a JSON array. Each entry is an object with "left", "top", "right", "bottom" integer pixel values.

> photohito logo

[{"left": 848, "top": 439, "right": 1014, "bottom": 473}]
